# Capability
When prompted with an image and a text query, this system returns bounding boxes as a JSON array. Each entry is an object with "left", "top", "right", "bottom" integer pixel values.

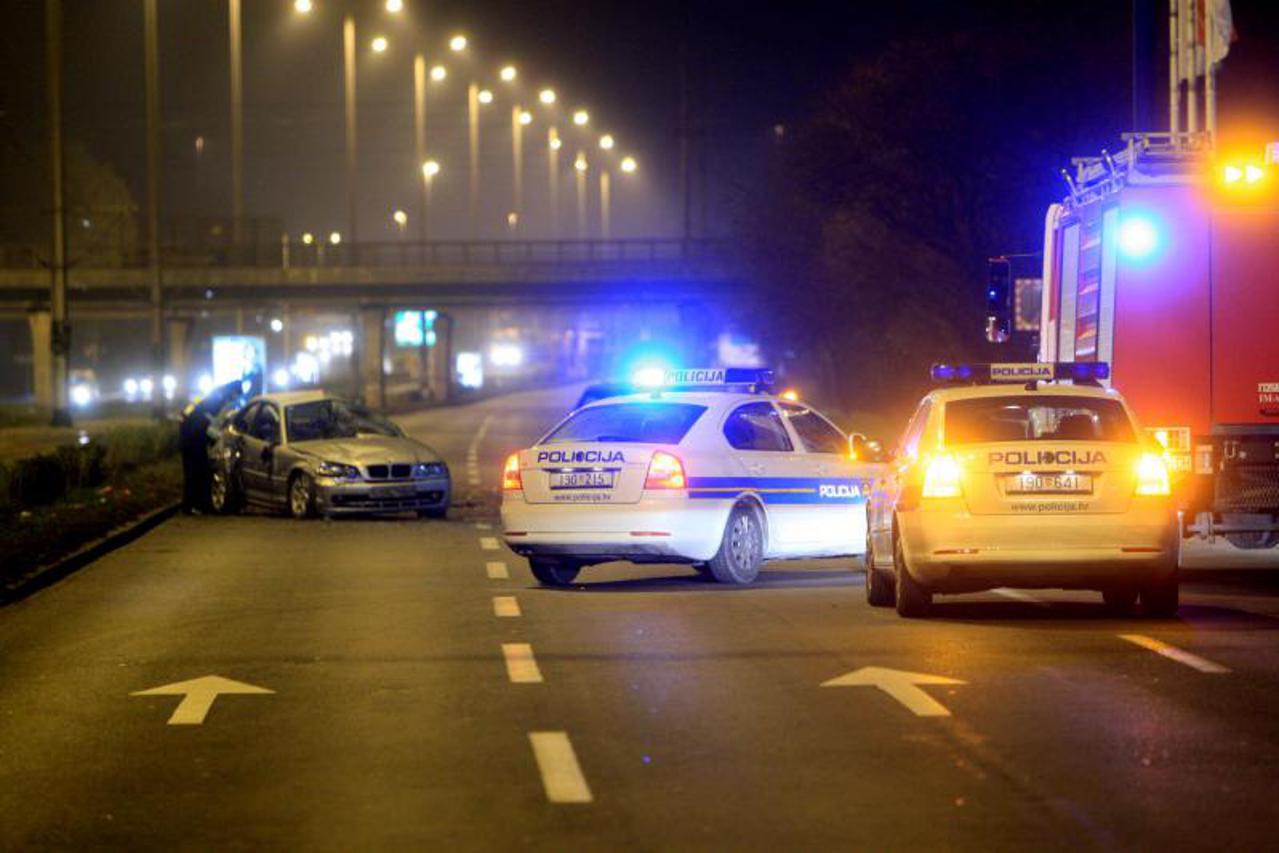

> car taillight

[
  {"left": 921, "top": 452, "right": 963, "bottom": 499},
  {"left": 644, "top": 451, "right": 686, "bottom": 490},
  {"left": 502, "top": 453, "right": 523, "bottom": 491},
  {"left": 1134, "top": 452, "right": 1171, "bottom": 496}
]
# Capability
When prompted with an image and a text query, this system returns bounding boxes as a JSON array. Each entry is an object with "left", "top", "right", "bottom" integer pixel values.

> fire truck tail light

[{"left": 1135, "top": 453, "right": 1172, "bottom": 497}]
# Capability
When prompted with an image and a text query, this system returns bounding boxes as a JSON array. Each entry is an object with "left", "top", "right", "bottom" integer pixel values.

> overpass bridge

[{"left": 2, "top": 239, "right": 739, "bottom": 409}]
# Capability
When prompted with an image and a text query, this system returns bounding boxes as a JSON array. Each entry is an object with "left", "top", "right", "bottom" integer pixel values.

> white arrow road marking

[
  {"left": 529, "top": 732, "right": 593, "bottom": 803},
  {"left": 822, "top": 666, "right": 966, "bottom": 717},
  {"left": 1119, "top": 634, "right": 1231, "bottom": 674},
  {"left": 493, "top": 595, "right": 521, "bottom": 617},
  {"left": 486, "top": 561, "right": 510, "bottom": 579},
  {"left": 131, "top": 675, "right": 274, "bottom": 725},
  {"left": 503, "top": 643, "right": 543, "bottom": 683},
  {"left": 480, "top": 537, "right": 499, "bottom": 551}
]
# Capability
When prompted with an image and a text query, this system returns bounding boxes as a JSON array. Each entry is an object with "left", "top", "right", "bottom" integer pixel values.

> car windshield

[
  {"left": 285, "top": 399, "right": 402, "bottom": 442},
  {"left": 944, "top": 395, "right": 1135, "bottom": 444},
  {"left": 543, "top": 402, "right": 706, "bottom": 444}
]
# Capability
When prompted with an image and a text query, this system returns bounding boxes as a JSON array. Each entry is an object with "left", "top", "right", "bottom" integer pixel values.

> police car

[
  {"left": 865, "top": 362, "right": 1179, "bottom": 618},
  {"left": 500, "top": 369, "right": 884, "bottom": 585}
]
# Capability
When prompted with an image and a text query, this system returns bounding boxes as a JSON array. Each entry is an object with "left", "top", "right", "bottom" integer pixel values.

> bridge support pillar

[
  {"left": 358, "top": 306, "right": 387, "bottom": 410},
  {"left": 429, "top": 312, "right": 453, "bottom": 403},
  {"left": 167, "top": 318, "right": 190, "bottom": 387},
  {"left": 27, "top": 311, "right": 53, "bottom": 408}
]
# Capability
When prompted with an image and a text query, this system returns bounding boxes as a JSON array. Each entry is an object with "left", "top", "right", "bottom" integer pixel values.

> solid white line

[
  {"left": 992, "top": 588, "right": 1051, "bottom": 608},
  {"left": 486, "top": 561, "right": 509, "bottom": 579},
  {"left": 480, "top": 537, "right": 499, "bottom": 551},
  {"left": 502, "top": 643, "right": 543, "bottom": 683},
  {"left": 493, "top": 595, "right": 521, "bottom": 617},
  {"left": 529, "top": 732, "right": 593, "bottom": 803},
  {"left": 1119, "top": 634, "right": 1232, "bottom": 674}
]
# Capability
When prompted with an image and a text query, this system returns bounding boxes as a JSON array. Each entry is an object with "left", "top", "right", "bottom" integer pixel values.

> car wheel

[
  {"left": 893, "top": 534, "right": 931, "bottom": 618},
  {"left": 529, "top": 558, "right": 581, "bottom": 587},
  {"left": 865, "top": 539, "right": 896, "bottom": 607},
  {"left": 209, "top": 465, "right": 241, "bottom": 515},
  {"left": 1102, "top": 587, "right": 1138, "bottom": 615},
  {"left": 707, "top": 505, "right": 763, "bottom": 585},
  {"left": 288, "top": 473, "right": 317, "bottom": 520},
  {"left": 1140, "top": 577, "right": 1179, "bottom": 618}
]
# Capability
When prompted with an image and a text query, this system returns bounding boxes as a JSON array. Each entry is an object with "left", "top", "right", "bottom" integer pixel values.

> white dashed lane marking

[
  {"left": 502, "top": 643, "right": 544, "bottom": 683},
  {"left": 486, "top": 561, "right": 509, "bottom": 579},
  {"left": 480, "top": 537, "right": 499, "bottom": 551},
  {"left": 1120, "top": 634, "right": 1232, "bottom": 674},
  {"left": 529, "top": 732, "right": 593, "bottom": 803},
  {"left": 492, "top": 595, "right": 521, "bottom": 617}
]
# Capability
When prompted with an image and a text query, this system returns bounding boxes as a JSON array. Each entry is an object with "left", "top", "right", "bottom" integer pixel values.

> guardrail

[{"left": 1, "top": 239, "right": 725, "bottom": 270}]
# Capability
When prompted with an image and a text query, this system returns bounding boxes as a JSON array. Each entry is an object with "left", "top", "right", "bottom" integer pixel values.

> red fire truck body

[{"left": 1036, "top": 133, "right": 1279, "bottom": 553}]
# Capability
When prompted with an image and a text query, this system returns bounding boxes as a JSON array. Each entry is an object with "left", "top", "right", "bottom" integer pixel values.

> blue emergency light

[{"left": 931, "top": 362, "right": 1110, "bottom": 385}]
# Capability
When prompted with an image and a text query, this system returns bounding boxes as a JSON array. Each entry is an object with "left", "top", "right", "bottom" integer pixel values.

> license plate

[
  {"left": 385, "top": 486, "right": 415, "bottom": 498},
  {"left": 1006, "top": 472, "right": 1093, "bottom": 494},
  {"left": 549, "top": 471, "right": 615, "bottom": 490}
]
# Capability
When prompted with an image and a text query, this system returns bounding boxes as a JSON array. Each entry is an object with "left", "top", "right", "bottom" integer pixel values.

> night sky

[{"left": 3, "top": 1, "right": 1279, "bottom": 242}]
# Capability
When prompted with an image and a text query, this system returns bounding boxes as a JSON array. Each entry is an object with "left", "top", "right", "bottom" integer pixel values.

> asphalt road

[{"left": 3, "top": 385, "right": 1279, "bottom": 850}]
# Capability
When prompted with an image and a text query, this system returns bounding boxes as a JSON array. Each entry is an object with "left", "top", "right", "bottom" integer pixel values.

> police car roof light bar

[
  {"left": 930, "top": 362, "right": 1110, "bottom": 386},
  {"left": 653, "top": 368, "right": 776, "bottom": 394}
]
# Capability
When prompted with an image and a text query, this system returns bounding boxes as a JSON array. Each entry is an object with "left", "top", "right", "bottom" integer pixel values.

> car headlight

[
  {"left": 317, "top": 460, "right": 360, "bottom": 479},
  {"left": 414, "top": 462, "right": 446, "bottom": 478}
]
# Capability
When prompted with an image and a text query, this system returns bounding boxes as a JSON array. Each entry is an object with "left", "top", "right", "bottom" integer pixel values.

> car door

[
  {"left": 721, "top": 401, "right": 813, "bottom": 554},
  {"left": 241, "top": 402, "right": 282, "bottom": 504},
  {"left": 869, "top": 399, "right": 933, "bottom": 567},
  {"left": 779, "top": 402, "right": 875, "bottom": 557}
]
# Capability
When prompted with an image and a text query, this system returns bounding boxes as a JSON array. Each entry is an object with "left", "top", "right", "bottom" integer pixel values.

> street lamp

[
  {"left": 329, "top": 231, "right": 342, "bottom": 245},
  {"left": 621, "top": 155, "right": 637, "bottom": 173},
  {"left": 392, "top": 208, "right": 408, "bottom": 237},
  {"left": 449, "top": 34, "right": 467, "bottom": 52},
  {"left": 370, "top": 35, "right": 388, "bottom": 53},
  {"left": 477, "top": 88, "right": 494, "bottom": 104},
  {"left": 539, "top": 88, "right": 556, "bottom": 105},
  {"left": 500, "top": 65, "right": 517, "bottom": 82},
  {"left": 599, "top": 133, "right": 614, "bottom": 150},
  {"left": 294, "top": 0, "right": 312, "bottom": 13},
  {"left": 573, "top": 109, "right": 589, "bottom": 127},
  {"left": 384, "top": 0, "right": 403, "bottom": 11},
  {"left": 430, "top": 64, "right": 447, "bottom": 82}
]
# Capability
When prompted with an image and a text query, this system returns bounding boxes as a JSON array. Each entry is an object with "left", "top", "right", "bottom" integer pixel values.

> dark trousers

[{"left": 181, "top": 441, "right": 210, "bottom": 511}]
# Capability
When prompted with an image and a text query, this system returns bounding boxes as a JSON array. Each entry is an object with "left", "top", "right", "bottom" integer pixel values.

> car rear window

[
  {"left": 944, "top": 395, "right": 1135, "bottom": 444},
  {"left": 543, "top": 403, "right": 706, "bottom": 445}
]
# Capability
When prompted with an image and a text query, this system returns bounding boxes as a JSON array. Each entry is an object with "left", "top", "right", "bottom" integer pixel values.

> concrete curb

[{"left": 0, "top": 502, "right": 181, "bottom": 607}]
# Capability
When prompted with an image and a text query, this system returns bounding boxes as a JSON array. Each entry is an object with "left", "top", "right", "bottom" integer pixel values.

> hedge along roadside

[{"left": 0, "top": 422, "right": 179, "bottom": 513}]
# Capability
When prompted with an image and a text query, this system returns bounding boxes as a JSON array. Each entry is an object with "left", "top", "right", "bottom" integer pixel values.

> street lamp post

[
  {"left": 144, "top": 0, "right": 165, "bottom": 418},
  {"left": 45, "top": 0, "right": 70, "bottom": 425},
  {"left": 413, "top": 53, "right": 427, "bottom": 243},
  {"left": 467, "top": 82, "right": 479, "bottom": 236},
  {"left": 421, "top": 159, "right": 439, "bottom": 242},
  {"left": 599, "top": 169, "right": 611, "bottom": 240},
  {"left": 547, "top": 127, "right": 560, "bottom": 237},
  {"left": 228, "top": 0, "right": 244, "bottom": 250},
  {"left": 343, "top": 13, "right": 358, "bottom": 254},
  {"left": 511, "top": 106, "right": 525, "bottom": 230},
  {"left": 574, "top": 151, "right": 588, "bottom": 239}
]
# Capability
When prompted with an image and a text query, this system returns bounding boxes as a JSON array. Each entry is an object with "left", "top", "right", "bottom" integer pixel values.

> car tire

[
  {"left": 529, "top": 558, "right": 581, "bottom": 586},
  {"left": 1102, "top": 588, "right": 1138, "bottom": 615},
  {"left": 707, "top": 505, "right": 763, "bottom": 585},
  {"left": 893, "top": 534, "right": 931, "bottom": 618},
  {"left": 1140, "top": 577, "right": 1179, "bottom": 618},
  {"left": 288, "top": 473, "right": 317, "bottom": 520},
  {"left": 691, "top": 562, "right": 714, "bottom": 579},
  {"left": 209, "top": 464, "right": 242, "bottom": 515},
  {"left": 865, "top": 540, "right": 896, "bottom": 607}
]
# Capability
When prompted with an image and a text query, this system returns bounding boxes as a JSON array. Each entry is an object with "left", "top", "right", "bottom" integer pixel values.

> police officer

[{"left": 178, "top": 378, "right": 247, "bottom": 513}]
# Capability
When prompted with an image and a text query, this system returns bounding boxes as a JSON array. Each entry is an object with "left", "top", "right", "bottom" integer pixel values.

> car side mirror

[{"left": 849, "top": 433, "right": 886, "bottom": 463}]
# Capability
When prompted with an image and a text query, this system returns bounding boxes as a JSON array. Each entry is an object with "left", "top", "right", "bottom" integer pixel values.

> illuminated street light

[
  {"left": 329, "top": 231, "right": 342, "bottom": 245},
  {"left": 392, "top": 209, "right": 408, "bottom": 226},
  {"left": 539, "top": 88, "right": 556, "bottom": 105},
  {"left": 385, "top": 0, "right": 403, "bottom": 11},
  {"left": 430, "top": 64, "right": 447, "bottom": 82},
  {"left": 422, "top": 159, "right": 441, "bottom": 178},
  {"left": 301, "top": 232, "right": 315, "bottom": 245},
  {"left": 478, "top": 89, "right": 494, "bottom": 104},
  {"left": 293, "top": 0, "right": 313, "bottom": 13},
  {"left": 599, "top": 133, "right": 615, "bottom": 150},
  {"left": 500, "top": 65, "right": 517, "bottom": 82},
  {"left": 519, "top": 110, "right": 533, "bottom": 126},
  {"left": 371, "top": 35, "right": 388, "bottom": 53},
  {"left": 620, "top": 155, "right": 637, "bottom": 173},
  {"left": 573, "top": 109, "right": 589, "bottom": 126},
  {"left": 574, "top": 153, "right": 588, "bottom": 172},
  {"left": 449, "top": 34, "right": 468, "bottom": 52},
  {"left": 270, "top": 318, "right": 285, "bottom": 333},
  {"left": 549, "top": 135, "right": 563, "bottom": 150}
]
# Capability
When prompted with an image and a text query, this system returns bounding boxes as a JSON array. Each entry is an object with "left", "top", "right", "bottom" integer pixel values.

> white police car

[
  {"left": 500, "top": 369, "right": 884, "bottom": 585},
  {"left": 865, "top": 363, "right": 1179, "bottom": 617}
]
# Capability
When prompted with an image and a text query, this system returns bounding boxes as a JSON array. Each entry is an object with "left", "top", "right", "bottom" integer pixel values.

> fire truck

[{"left": 986, "top": 131, "right": 1279, "bottom": 559}]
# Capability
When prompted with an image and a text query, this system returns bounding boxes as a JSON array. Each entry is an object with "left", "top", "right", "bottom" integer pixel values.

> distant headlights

[
  {"left": 415, "top": 462, "right": 447, "bottom": 479},
  {"left": 317, "top": 460, "right": 361, "bottom": 479}
]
